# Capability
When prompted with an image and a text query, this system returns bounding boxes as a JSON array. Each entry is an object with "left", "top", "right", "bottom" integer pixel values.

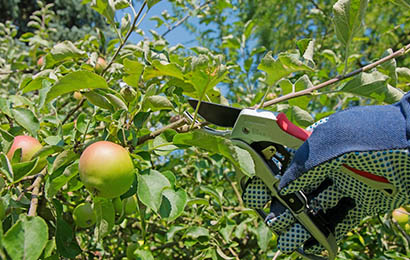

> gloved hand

[{"left": 264, "top": 93, "right": 410, "bottom": 255}]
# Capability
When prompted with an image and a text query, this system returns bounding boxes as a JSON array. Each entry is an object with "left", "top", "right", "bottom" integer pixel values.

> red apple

[
  {"left": 7, "top": 135, "right": 43, "bottom": 162},
  {"left": 37, "top": 56, "right": 44, "bottom": 67},
  {"left": 78, "top": 141, "right": 134, "bottom": 198},
  {"left": 392, "top": 207, "right": 409, "bottom": 227},
  {"left": 94, "top": 57, "right": 107, "bottom": 74}
]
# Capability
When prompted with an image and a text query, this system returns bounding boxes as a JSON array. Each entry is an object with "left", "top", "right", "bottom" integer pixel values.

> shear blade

[{"left": 188, "top": 99, "right": 242, "bottom": 127}]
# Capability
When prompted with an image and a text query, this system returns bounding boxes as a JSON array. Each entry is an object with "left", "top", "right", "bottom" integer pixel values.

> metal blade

[{"left": 188, "top": 99, "right": 242, "bottom": 127}]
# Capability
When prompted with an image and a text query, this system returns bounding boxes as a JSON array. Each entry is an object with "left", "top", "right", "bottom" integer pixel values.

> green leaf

[
  {"left": 159, "top": 188, "right": 187, "bottom": 221},
  {"left": 94, "top": 197, "right": 115, "bottom": 239},
  {"left": 50, "top": 41, "right": 87, "bottom": 61},
  {"left": 51, "top": 150, "right": 79, "bottom": 173},
  {"left": 21, "top": 77, "right": 49, "bottom": 93},
  {"left": 114, "top": 0, "right": 129, "bottom": 9},
  {"left": 145, "top": 95, "right": 174, "bottom": 111},
  {"left": 55, "top": 214, "right": 81, "bottom": 258},
  {"left": 147, "top": 0, "right": 161, "bottom": 9},
  {"left": 12, "top": 157, "right": 39, "bottom": 182},
  {"left": 397, "top": 67, "right": 410, "bottom": 82},
  {"left": 173, "top": 131, "right": 255, "bottom": 177},
  {"left": 91, "top": 0, "right": 115, "bottom": 24},
  {"left": 45, "top": 163, "right": 79, "bottom": 200},
  {"left": 0, "top": 97, "right": 12, "bottom": 117},
  {"left": 133, "top": 250, "right": 154, "bottom": 260},
  {"left": 288, "top": 75, "right": 313, "bottom": 109},
  {"left": 105, "top": 93, "right": 128, "bottom": 111},
  {"left": 278, "top": 79, "right": 293, "bottom": 95},
  {"left": 185, "top": 55, "right": 229, "bottom": 98},
  {"left": 379, "top": 49, "right": 397, "bottom": 86},
  {"left": 46, "top": 71, "right": 108, "bottom": 103},
  {"left": 0, "top": 152, "right": 13, "bottom": 182},
  {"left": 255, "top": 223, "right": 272, "bottom": 251},
  {"left": 185, "top": 226, "right": 209, "bottom": 239},
  {"left": 389, "top": 0, "right": 410, "bottom": 9},
  {"left": 122, "top": 58, "right": 144, "bottom": 88},
  {"left": 340, "top": 71, "right": 403, "bottom": 103},
  {"left": 11, "top": 108, "right": 40, "bottom": 136},
  {"left": 3, "top": 215, "right": 48, "bottom": 260},
  {"left": 143, "top": 60, "right": 184, "bottom": 81},
  {"left": 137, "top": 169, "right": 171, "bottom": 212},
  {"left": 83, "top": 91, "right": 114, "bottom": 111},
  {"left": 333, "top": 0, "right": 368, "bottom": 46},
  {"left": 258, "top": 51, "right": 313, "bottom": 86},
  {"left": 133, "top": 112, "right": 150, "bottom": 129},
  {"left": 277, "top": 104, "right": 314, "bottom": 127}
]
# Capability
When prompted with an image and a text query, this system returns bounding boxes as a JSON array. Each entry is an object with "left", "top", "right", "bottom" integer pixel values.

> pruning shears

[{"left": 185, "top": 99, "right": 337, "bottom": 260}]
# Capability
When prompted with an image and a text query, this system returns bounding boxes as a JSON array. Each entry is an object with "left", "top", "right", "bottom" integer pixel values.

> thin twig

[
  {"left": 101, "top": 1, "right": 148, "bottom": 76},
  {"left": 272, "top": 250, "right": 281, "bottom": 260},
  {"left": 223, "top": 173, "right": 244, "bottom": 208},
  {"left": 62, "top": 98, "right": 86, "bottom": 124},
  {"left": 258, "top": 43, "right": 410, "bottom": 108},
  {"left": 307, "top": 0, "right": 325, "bottom": 14},
  {"left": 28, "top": 171, "right": 45, "bottom": 216},
  {"left": 5, "top": 114, "right": 13, "bottom": 127},
  {"left": 161, "top": 1, "right": 211, "bottom": 37},
  {"left": 137, "top": 118, "right": 187, "bottom": 145}
]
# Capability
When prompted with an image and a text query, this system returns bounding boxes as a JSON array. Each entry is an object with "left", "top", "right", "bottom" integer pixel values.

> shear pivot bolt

[
  {"left": 289, "top": 198, "right": 295, "bottom": 203},
  {"left": 242, "top": 127, "right": 250, "bottom": 134}
]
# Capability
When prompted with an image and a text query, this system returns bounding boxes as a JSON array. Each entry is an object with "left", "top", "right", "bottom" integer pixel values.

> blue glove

[{"left": 266, "top": 93, "right": 410, "bottom": 255}]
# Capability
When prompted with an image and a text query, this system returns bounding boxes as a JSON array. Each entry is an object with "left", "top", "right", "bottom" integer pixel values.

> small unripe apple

[
  {"left": 392, "top": 207, "right": 409, "bottom": 226},
  {"left": 124, "top": 195, "right": 138, "bottom": 215},
  {"left": 73, "top": 202, "right": 96, "bottom": 228},
  {"left": 266, "top": 93, "right": 276, "bottom": 100},
  {"left": 405, "top": 223, "right": 410, "bottom": 234},
  {"left": 79, "top": 141, "right": 134, "bottom": 198},
  {"left": 37, "top": 56, "right": 44, "bottom": 67},
  {"left": 120, "top": 87, "right": 137, "bottom": 103},
  {"left": 7, "top": 136, "right": 43, "bottom": 162},
  {"left": 95, "top": 57, "right": 107, "bottom": 74},
  {"left": 73, "top": 91, "right": 83, "bottom": 101}
]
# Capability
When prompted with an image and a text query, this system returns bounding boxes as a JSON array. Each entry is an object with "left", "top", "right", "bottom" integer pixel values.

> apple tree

[{"left": 0, "top": 0, "right": 409, "bottom": 259}]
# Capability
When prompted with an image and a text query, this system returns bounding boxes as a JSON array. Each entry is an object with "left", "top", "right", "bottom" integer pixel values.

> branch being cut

[{"left": 259, "top": 43, "right": 410, "bottom": 108}]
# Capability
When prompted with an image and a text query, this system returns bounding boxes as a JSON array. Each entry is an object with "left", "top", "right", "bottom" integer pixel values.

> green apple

[
  {"left": 73, "top": 202, "right": 96, "bottom": 228},
  {"left": 120, "top": 86, "right": 137, "bottom": 103},
  {"left": 79, "top": 141, "right": 134, "bottom": 198},
  {"left": 124, "top": 196, "right": 137, "bottom": 215},
  {"left": 392, "top": 207, "right": 409, "bottom": 226}
]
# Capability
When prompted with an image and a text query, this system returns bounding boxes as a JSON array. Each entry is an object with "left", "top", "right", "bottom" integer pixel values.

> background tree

[{"left": 0, "top": 0, "right": 112, "bottom": 41}]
